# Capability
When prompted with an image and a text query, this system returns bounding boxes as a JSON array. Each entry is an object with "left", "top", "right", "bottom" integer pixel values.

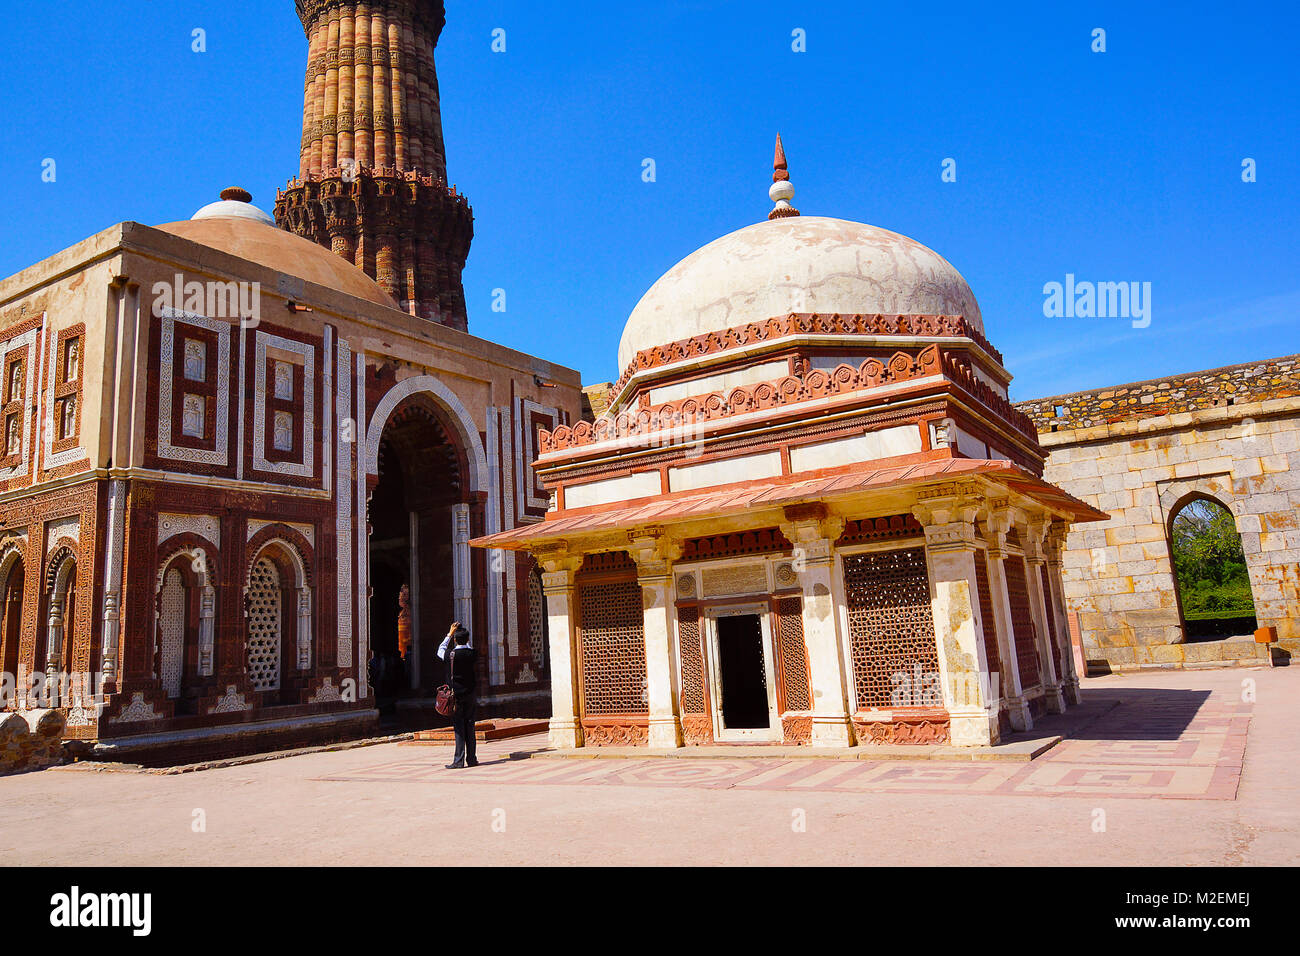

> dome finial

[{"left": 768, "top": 134, "right": 799, "bottom": 220}]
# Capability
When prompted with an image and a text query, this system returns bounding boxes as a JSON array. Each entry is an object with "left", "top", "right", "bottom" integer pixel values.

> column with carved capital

[
  {"left": 628, "top": 528, "right": 683, "bottom": 749},
  {"left": 913, "top": 491, "right": 1001, "bottom": 747},
  {"left": 1045, "top": 521, "right": 1083, "bottom": 705},
  {"left": 1022, "top": 517, "right": 1066, "bottom": 713},
  {"left": 982, "top": 507, "right": 1032, "bottom": 731},
  {"left": 537, "top": 548, "right": 584, "bottom": 748},
  {"left": 779, "top": 504, "right": 854, "bottom": 747}
]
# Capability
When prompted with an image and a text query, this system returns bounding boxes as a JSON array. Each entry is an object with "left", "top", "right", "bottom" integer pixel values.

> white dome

[
  {"left": 192, "top": 199, "right": 276, "bottom": 226},
  {"left": 618, "top": 215, "right": 983, "bottom": 372}
]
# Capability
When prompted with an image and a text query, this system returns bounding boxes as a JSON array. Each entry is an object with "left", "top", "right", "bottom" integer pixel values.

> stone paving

[
  {"left": 318, "top": 685, "right": 1249, "bottom": 800},
  {"left": 0, "top": 667, "right": 1294, "bottom": 866}
]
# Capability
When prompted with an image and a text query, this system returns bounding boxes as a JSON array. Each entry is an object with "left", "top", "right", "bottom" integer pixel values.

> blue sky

[{"left": 3, "top": 1, "right": 1296, "bottom": 400}]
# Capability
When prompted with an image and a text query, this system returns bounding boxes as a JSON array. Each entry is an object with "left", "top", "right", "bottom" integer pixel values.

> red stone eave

[{"left": 470, "top": 457, "right": 1107, "bottom": 551}]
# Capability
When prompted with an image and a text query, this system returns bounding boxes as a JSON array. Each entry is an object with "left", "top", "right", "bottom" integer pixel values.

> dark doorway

[
  {"left": 369, "top": 398, "right": 463, "bottom": 704},
  {"left": 716, "top": 614, "right": 770, "bottom": 729}
]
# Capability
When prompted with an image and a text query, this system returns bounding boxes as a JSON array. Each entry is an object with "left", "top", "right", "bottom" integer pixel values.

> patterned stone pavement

[{"left": 314, "top": 684, "right": 1251, "bottom": 801}]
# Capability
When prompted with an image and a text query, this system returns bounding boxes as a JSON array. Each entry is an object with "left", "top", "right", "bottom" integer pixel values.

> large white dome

[{"left": 618, "top": 215, "right": 983, "bottom": 372}]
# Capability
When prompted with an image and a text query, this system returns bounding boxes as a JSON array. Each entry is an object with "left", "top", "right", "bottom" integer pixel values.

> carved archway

[
  {"left": 155, "top": 540, "right": 219, "bottom": 704},
  {"left": 368, "top": 393, "right": 469, "bottom": 696},
  {"left": 364, "top": 374, "right": 488, "bottom": 491}
]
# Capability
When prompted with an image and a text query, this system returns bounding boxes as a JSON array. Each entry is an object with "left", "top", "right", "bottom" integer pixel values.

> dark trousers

[{"left": 452, "top": 694, "right": 477, "bottom": 765}]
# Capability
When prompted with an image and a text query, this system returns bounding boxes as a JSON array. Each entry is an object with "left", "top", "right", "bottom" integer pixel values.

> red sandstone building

[{"left": 0, "top": 1, "right": 582, "bottom": 762}]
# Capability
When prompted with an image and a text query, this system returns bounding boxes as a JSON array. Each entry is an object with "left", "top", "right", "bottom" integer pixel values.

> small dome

[
  {"left": 618, "top": 215, "right": 983, "bottom": 372},
  {"left": 190, "top": 187, "right": 277, "bottom": 226}
]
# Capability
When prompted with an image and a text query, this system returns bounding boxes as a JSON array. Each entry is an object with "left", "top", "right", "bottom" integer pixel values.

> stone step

[{"left": 405, "top": 719, "right": 549, "bottom": 743}]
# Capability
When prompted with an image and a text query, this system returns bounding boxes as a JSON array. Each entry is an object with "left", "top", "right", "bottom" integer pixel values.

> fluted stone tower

[{"left": 275, "top": 0, "right": 473, "bottom": 331}]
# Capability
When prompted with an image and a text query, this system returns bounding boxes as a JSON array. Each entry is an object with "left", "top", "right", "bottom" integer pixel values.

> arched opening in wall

[
  {"left": 156, "top": 550, "right": 213, "bottom": 714},
  {"left": 1, "top": 556, "right": 23, "bottom": 706},
  {"left": 1169, "top": 496, "right": 1258, "bottom": 640},
  {"left": 40, "top": 553, "right": 76, "bottom": 705},
  {"left": 369, "top": 396, "right": 464, "bottom": 708},
  {"left": 158, "top": 565, "right": 188, "bottom": 701},
  {"left": 245, "top": 542, "right": 307, "bottom": 707}
]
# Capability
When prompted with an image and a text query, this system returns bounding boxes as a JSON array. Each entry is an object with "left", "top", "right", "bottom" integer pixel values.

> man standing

[{"left": 437, "top": 621, "right": 477, "bottom": 768}]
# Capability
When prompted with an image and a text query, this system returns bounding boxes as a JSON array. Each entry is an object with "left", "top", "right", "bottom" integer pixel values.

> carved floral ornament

[
  {"left": 541, "top": 345, "right": 1036, "bottom": 455},
  {"left": 610, "top": 312, "right": 1004, "bottom": 396}
]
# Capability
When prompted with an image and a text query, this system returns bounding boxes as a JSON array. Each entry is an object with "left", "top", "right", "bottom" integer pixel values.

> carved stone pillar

[
  {"left": 1021, "top": 516, "right": 1065, "bottom": 713},
  {"left": 779, "top": 504, "right": 853, "bottom": 748},
  {"left": 296, "top": 587, "right": 314, "bottom": 671},
  {"left": 914, "top": 492, "right": 1000, "bottom": 747},
  {"left": 100, "top": 477, "right": 127, "bottom": 691},
  {"left": 538, "top": 548, "right": 583, "bottom": 748},
  {"left": 198, "top": 580, "right": 216, "bottom": 678},
  {"left": 450, "top": 503, "right": 473, "bottom": 635},
  {"left": 1046, "top": 521, "right": 1082, "bottom": 705},
  {"left": 982, "top": 507, "right": 1032, "bottom": 732},
  {"left": 628, "top": 528, "right": 683, "bottom": 749},
  {"left": 45, "top": 596, "right": 65, "bottom": 707}
]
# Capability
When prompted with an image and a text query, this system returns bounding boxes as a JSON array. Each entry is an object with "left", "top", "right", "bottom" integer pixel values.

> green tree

[{"left": 1170, "top": 498, "right": 1256, "bottom": 618}]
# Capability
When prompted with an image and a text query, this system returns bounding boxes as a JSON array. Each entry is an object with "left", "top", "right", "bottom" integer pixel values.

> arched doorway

[
  {"left": 369, "top": 396, "right": 465, "bottom": 704},
  {"left": 1169, "top": 495, "right": 1258, "bottom": 640}
]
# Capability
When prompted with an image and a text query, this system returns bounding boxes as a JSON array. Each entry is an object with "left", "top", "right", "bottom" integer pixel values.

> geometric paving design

[{"left": 314, "top": 687, "right": 1252, "bottom": 801}]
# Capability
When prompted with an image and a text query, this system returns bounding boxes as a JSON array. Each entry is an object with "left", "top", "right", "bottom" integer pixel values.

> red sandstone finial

[
  {"left": 773, "top": 134, "right": 790, "bottom": 183},
  {"left": 220, "top": 187, "right": 253, "bottom": 203},
  {"left": 768, "top": 134, "right": 800, "bottom": 220}
]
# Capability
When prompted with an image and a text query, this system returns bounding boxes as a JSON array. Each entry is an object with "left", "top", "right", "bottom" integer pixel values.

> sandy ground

[{"left": 0, "top": 666, "right": 1295, "bottom": 866}]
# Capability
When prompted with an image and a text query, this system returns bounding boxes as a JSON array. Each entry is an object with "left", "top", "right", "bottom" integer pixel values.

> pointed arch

[
  {"left": 245, "top": 531, "right": 314, "bottom": 693},
  {"left": 364, "top": 374, "right": 488, "bottom": 492}
]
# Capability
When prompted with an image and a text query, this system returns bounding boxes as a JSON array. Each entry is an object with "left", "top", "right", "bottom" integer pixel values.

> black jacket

[{"left": 448, "top": 644, "right": 477, "bottom": 698}]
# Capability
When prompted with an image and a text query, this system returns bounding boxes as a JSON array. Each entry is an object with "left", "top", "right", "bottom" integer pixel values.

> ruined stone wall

[
  {"left": 1017, "top": 358, "right": 1300, "bottom": 668},
  {"left": 0, "top": 710, "right": 66, "bottom": 775},
  {"left": 1019, "top": 355, "right": 1300, "bottom": 432}
]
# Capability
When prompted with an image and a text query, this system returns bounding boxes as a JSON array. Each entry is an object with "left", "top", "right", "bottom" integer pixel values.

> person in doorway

[{"left": 438, "top": 621, "right": 477, "bottom": 768}]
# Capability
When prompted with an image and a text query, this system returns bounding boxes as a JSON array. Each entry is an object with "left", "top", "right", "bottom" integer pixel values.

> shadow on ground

[{"left": 1006, "top": 687, "right": 1215, "bottom": 744}]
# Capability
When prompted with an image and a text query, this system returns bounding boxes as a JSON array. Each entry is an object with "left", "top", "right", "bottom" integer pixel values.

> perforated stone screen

[
  {"left": 527, "top": 569, "right": 547, "bottom": 669},
  {"left": 677, "top": 606, "right": 706, "bottom": 715},
  {"left": 159, "top": 569, "right": 185, "bottom": 699},
  {"left": 842, "top": 547, "right": 940, "bottom": 710},
  {"left": 247, "top": 557, "right": 282, "bottom": 692},
  {"left": 1039, "top": 564, "right": 1062, "bottom": 679},
  {"left": 973, "top": 549, "right": 1003, "bottom": 684},
  {"left": 1005, "top": 556, "right": 1041, "bottom": 691},
  {"left": 775, "top": 596, "right": 811, "bottom": 711},
  {"left": 578, "top": 579, "right": 648, "bottom": 715}
]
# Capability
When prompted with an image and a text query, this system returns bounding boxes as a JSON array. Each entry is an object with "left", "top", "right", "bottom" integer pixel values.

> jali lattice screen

[
  {"left": 1039, "top": 564, "right": 1062, "bottom": 680},
  {"left": 578, "top": 579, "right": 648, "bottom": 715},
  {"left": 1004, "top": 556, "right": 1041, "bottom": 691},
  {"left": 774, "top": 596, "right": 811, "bottom": 711},
  {"left": 842, "top": 547, "right": 940, "bottom": 710},
  {"left": 973, "top": 549, "right": 1004, "bottom": 687}
]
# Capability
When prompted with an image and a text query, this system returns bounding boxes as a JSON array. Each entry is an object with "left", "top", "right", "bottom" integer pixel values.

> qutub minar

[{"left": 276, "top": 0, "right": 473, "bottom": 331}]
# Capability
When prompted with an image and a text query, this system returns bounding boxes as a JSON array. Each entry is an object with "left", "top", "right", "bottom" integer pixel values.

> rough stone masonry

[{"left": 1016, "top": 354, "right": 1300, "bottom": 669}]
